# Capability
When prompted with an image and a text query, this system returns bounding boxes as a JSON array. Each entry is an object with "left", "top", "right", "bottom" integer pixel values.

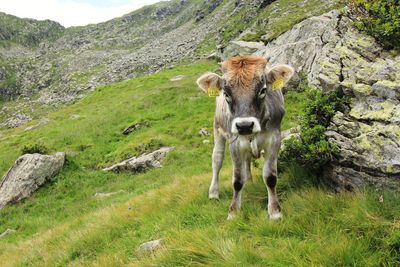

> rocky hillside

[
  {"left": 0, "top": 0, "right": 339, "bottom": 128},
  {"left": 222, "top": 9, "right": 400, "bottom": 190}
]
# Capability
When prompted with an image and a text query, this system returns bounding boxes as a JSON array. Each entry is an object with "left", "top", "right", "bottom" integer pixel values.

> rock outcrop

[
  {"left": 0, "top": 152, "right": 65, "bottom": 209},
  {"left": 230, "top": 10, "right": 400, "bottom": 190},
  {"left": 103, "top": 147, "right": 174, "bottom": 173}
]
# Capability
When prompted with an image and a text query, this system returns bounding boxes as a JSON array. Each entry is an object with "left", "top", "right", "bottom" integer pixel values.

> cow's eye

[
  {"left": 224, "top": 91, "right": 232, "bottom": 103},
  {"left": 258, "top": 87, "right": 267, "bottom": 99}
]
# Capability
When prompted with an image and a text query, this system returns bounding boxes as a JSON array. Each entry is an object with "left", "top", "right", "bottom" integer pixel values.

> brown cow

[{"left": 196, "top": 55, "right": 294, "bottom": 220}]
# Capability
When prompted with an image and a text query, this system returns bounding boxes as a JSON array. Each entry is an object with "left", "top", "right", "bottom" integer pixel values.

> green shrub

[
  {"left": 21, "top": 143, "right": 49, "bottom": 155},
  {"left": 280, "top": 87, "right": 350, "bottom": 172},
  {"left": 346, "top": 0, "right": 400, "bottom": 50}
]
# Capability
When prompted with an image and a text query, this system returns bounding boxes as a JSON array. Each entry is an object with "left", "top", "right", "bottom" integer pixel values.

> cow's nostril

[{"left": 236, "top": 121, "right": 254, "bottom": 134}]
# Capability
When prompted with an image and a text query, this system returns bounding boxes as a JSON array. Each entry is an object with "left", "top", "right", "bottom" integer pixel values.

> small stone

[
  {"left": 0, "top": 229, "right": 16, "bottom": 239},
  {"left": 199, "top": 127, "right": 210, "bottom": 136},
  {"left": 372, "top": 80, "right": 399, "bottom": 99},
  {"left": 94, "top": 190, "right": 124, "bottom": 198},
  {"left": 70, "top": 114, "right": 80, "bottom": 119},
  {"left": 206, "top": 52, "right": 220, "bottom": 61},
  {"left": 122, "top": 121, "right": 150, "bottom": 135},
  {"left": 137, "top": 239, "right": 162, "bottom": 252},
  {"left": 202, "top": 139, "right": 210, "bottom": 144},
  {"left": 352, "top": 84, "right": 372, "bottom": 98},
  {"left": 25, "top": 118, "right": 49, "bottom": 131},
  {"left": 170, "top": 75, "right": 185, "bottom": 82}
]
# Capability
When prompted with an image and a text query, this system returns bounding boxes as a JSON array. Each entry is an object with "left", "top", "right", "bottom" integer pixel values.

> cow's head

[{"left": 197, "top": 55, "right": 294, "bottom": 135}]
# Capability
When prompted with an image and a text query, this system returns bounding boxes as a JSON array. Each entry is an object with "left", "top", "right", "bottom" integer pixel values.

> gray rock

[
  {"left": 280, "top": 127, "right": 300, "bottom": 151},
  {"left": 0, "top": 229, "right": 16, "bottom": 240},
  {"left": 199, "top": 127, "right": 210, "bottom": 136},
  {"left": 2, "top": 112, "right": 32, "bottom": 129},
  {"left": 0, "top": 152, "right": 65, "bottom": 209},
  {"left": 94, "top": 190, "right": 124, "bottom": 198},
  {"left": 122, "top": 121, "right": 150, "bottom": 135},
  {"left": 281, "top": 127, "right": 300, "bottom": 140},
  {"left": 324, "top": 164, "right": 400, "bottom": 192},
  {"left": 206, "top": 52, "right": 220, "bottom": 60},
  {"left": 222, "top": 41, "right": 266, "bottom": 60},
  {"left": 137, "top": 239, "right": 163, "bottom": 252},
  {"left": 103, "top": 147, "right": 174, "bottom": 172},
  {"left": 24, "top": 118, "right": 49, "bottom": 131},
  {"left": 257, "top": 10, "right": 341, "bottom": 85},
  {"left": 170, "top": 75, "right": 185, "bottom": 82}
]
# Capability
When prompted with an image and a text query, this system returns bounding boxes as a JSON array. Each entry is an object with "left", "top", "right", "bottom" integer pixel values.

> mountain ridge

[{"left": 0, "top": 0, "right": 339, "bottom": 128}]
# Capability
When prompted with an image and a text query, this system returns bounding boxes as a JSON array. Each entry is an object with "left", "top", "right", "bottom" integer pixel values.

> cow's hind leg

[
  {"left": 209, "top": 129, "right": 226, "bottom": 200},
  {"left": 263, "top": 130, "right": 282, "bottom": 220}
]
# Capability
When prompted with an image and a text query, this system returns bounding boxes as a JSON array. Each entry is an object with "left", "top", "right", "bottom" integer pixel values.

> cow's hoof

[
  {"left": 208, "top": 188, "right": 219, "bottom": 200},
  {"left": 208, "top": 192, "right": 219, "bottom": 200},
  {"left": 269, "top": 212, "right": 283, "bottom": 220}
]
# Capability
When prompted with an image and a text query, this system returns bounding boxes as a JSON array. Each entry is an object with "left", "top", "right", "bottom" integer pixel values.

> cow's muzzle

[{"left": 231, "top": 117, "right": 261, "bottom": 135}]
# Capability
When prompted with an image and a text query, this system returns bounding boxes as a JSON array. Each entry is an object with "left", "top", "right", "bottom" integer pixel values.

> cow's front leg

[
  {"left": 227, "top": 144, "right": 250, "bottom": 220},
  {"left": 209, "top": 129, "right": 226, "bottom": 200},
  {"left": 263, "top": 130, "right": 282, "bottom": 220},
  {"left": 227, "top": 165, "right": 244, "bottom": 220}
]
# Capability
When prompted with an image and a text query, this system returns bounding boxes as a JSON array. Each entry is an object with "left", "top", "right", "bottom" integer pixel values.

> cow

[{"left": 196, "top": 55, "right": 294, "bottom": 220}]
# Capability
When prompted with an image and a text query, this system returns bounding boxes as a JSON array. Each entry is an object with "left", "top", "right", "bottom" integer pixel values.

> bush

[
  {"left": 280, "top": 87, "right": 350, "bottom": 172},
  {"left": 346, "top": 0, "right": 400, "bottom": 50},
  {"left": 21, "top": 143, "right": 49, "bottom": 155}
]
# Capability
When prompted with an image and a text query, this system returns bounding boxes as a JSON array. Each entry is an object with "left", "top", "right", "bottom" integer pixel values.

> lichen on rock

[{"left": 253, "top": 10, "right": 400, "bottom": 190}]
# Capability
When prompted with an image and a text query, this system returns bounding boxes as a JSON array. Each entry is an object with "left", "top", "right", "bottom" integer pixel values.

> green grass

[{"left": 0, "top": 60, "right": 399, "bottom": 266}]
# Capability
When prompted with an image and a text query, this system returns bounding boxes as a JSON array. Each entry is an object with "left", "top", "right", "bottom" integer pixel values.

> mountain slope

[
  {"left": 0, "top": 0, "right": 340, "bottom": 129},
  {"left": 0, "top": 60, "right": 399, "bottom": 266},
  {"left": 0, "top": 12, "right": 64, "bottom": 47}
]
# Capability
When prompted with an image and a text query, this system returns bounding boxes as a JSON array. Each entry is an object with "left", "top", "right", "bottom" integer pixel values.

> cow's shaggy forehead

[{"left": 222, "top": 55, "right": 268, "bottom": 94}]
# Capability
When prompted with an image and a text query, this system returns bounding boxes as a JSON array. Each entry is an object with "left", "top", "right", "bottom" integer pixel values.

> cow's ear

[
  {"left": 266, "top": 64, "right": 294, "bottom": 88},
  {"left": 196, "top": 72, "right": 222, "bottom": 94}
]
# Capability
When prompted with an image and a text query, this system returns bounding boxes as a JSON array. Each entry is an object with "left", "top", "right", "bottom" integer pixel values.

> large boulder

[
  {"left": 222, "top": 41, "right": 266, "bottom": 60},
  {"left": 254, "top": 10, "right": 400, "bottom": 190},
  {"left": 0, "top": 152, "right": 65, "bottom": 209}
]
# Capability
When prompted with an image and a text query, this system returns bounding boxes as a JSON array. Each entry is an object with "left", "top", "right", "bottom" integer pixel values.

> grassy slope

[{"left": 0, "top": 61, "right": 399, "bottom": 266}]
